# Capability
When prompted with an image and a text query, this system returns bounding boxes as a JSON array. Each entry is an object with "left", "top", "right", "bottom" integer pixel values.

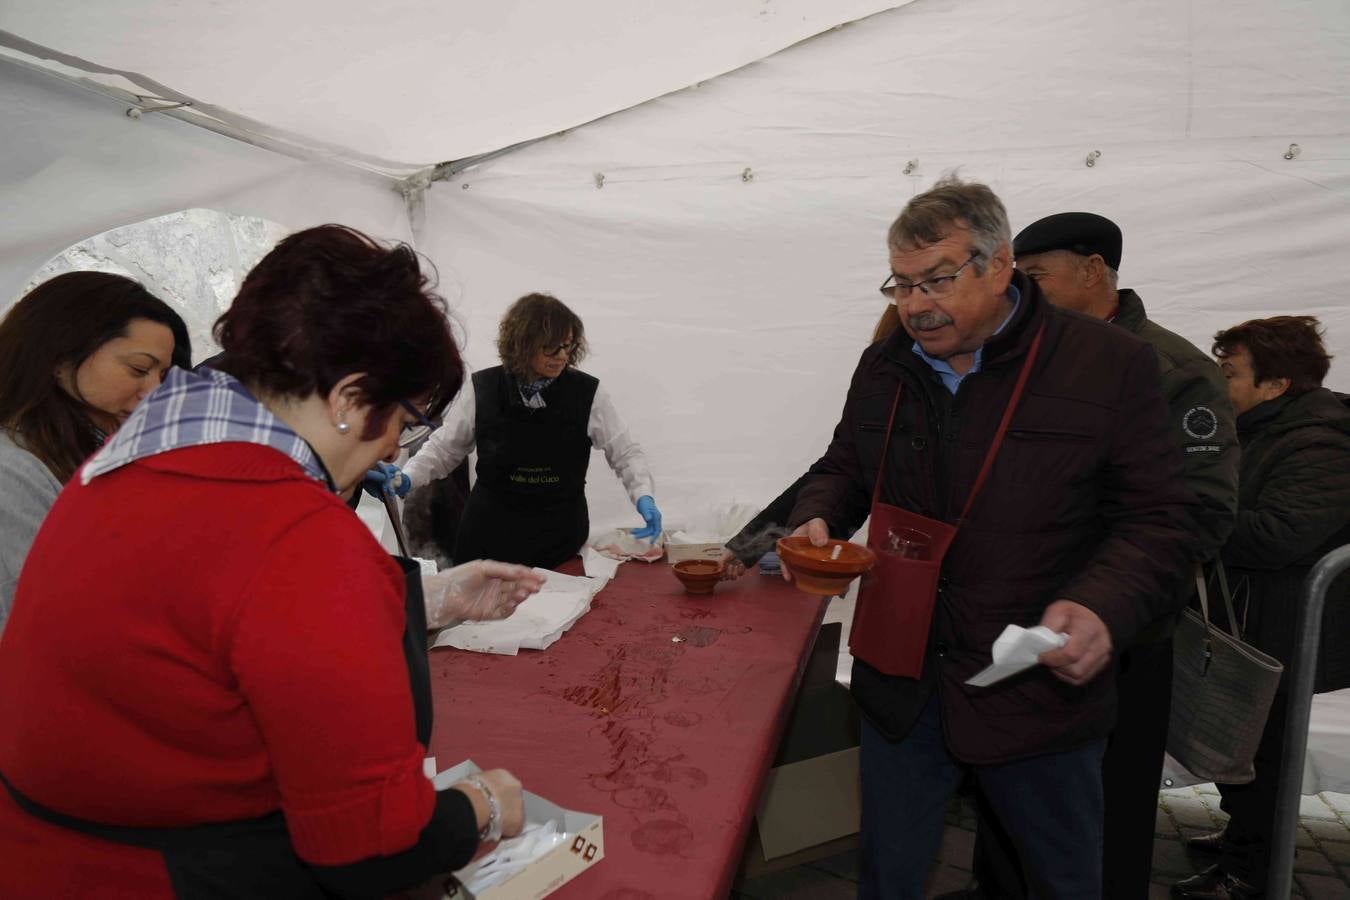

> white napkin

[
  {"left": 964, "top": 625, "right": 1069, "bottom": 687},
  {"left": 581, "top": 545, "right": 622, "bottom": 580},
  {"left": 431, "top": 568, "right": 608, "bottom": 655},
  {"left": 591, "top": 528, "right": 664, "bottom": 562}
]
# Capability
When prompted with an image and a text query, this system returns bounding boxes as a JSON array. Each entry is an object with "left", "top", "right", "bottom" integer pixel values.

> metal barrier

[{"left": 1268, "top": 544, "right": 1350, "bottom": 900}]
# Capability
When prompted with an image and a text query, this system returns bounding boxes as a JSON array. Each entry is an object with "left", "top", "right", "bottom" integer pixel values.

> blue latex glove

[
  {"left": 363, "top": 461, "right": 412, "bottom": 499},
  {"left": 631, "top": 495, "right": 662, "bottom": 543}
]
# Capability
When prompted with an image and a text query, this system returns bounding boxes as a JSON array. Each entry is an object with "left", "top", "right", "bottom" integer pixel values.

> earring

[{"left": 336, "top": 417, "right": 351, "bottom": 435}]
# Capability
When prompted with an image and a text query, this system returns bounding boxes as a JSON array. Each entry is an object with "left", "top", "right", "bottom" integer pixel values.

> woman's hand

[
  {"left": 363, "top": 461, "right": 412, "bottom": 499},
  {"left": 631, "top": 495, "right": 662, "bottom": 543},
  {"left": 422, "top": 561, "right": 546, "bottom": 629},
  {"left": 454, "top": 768, "right": 526, "bottom": 841}
]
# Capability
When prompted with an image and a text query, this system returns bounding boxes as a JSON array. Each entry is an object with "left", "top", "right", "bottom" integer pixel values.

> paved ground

[
  {"left": 732, "top": 789, "right": 1350, "bottom": 899},
  {"left": 731, "top": 592, "right": 1350, "bottom": 898}
]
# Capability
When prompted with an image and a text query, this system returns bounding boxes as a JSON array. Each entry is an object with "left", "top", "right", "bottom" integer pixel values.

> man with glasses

[
  {"left": 785, "top": 176, "right": 1197, "bottom": 898},
  {"left": 950, "top": 213, "right": 1239, "bottom": 900}
]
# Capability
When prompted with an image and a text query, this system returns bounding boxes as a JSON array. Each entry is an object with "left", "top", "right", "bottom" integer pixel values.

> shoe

[
  {"left": 1171, "top": 865, "right": 1263, "bottom": 899},
  {"left": 1185, "top": 829, "right": 1233, "bottom": 855}
]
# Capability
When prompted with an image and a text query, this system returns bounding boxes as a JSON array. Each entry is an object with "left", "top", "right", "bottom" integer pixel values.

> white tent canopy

[{"left": 3, "top": 0, "right": 1349, "bottom": 534}]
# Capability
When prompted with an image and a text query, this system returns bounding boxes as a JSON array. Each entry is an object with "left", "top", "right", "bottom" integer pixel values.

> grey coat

[{"left": 0, "top": 428, "right": 62, "bottom": 635}]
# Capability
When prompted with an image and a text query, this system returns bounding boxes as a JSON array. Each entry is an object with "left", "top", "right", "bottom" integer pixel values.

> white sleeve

[
  {"left": 589, "top": 382, "right": 655, "bottom": 505},
  {"left": 402, "top": 378, "right": 477, "bottom": 487}
]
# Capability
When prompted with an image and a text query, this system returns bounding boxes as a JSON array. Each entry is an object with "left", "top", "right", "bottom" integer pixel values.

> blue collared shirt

[{"left": 911, "top": 284, "right": 1022, "bottom": 394}]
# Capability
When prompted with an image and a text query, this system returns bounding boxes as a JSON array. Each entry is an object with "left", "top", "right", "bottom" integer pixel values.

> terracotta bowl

[
  {"left": 672, "top": 559, "right": 724, "bottom": 594},
  {"left": 775, "top": 536, "right": 876, "bottom": 596}
]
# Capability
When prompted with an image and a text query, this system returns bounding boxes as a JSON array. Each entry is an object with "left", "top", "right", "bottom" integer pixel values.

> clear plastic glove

[
  {"left": 631, "top": 495, "right": 662, "bottom": 543},
  {"left": 363, "top": 461, "right": 411, "bottom": 499},
  {"left": 422, "top": 560, "right": 546, "bottom": 630}
]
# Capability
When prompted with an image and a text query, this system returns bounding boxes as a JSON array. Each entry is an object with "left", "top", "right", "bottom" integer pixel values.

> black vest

[{"left": 453, "top": 366, "right": 599, "bottom": 569}]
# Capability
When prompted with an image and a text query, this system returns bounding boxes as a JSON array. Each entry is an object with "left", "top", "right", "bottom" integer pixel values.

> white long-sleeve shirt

[{"left": 402, "top": 376, "right": 655, "bottom": 504}]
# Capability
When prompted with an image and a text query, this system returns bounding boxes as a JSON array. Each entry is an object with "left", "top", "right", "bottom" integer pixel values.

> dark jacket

[
  {"left": 789, "top": 272, "right": 1198, "bottom": 763},
  {"left": 1222, "top": 389, "right": 1350, "bottom": 693},
  {"left": 727, "top": 289, "right": 1237, "bottom": 579},
  {"left": 1114, "top": 290, "right": 1238, "bottom": 565}
]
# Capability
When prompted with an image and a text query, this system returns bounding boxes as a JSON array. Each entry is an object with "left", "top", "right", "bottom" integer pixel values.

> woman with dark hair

[
  {"left": 1175, "top": 316, "right": 1350, "bottom": 900},
  {"left": 0, "top": 271, "right": 191, "bottom": 630},
  {"left": 401, "top": 292, "right": 661, "bottom": 569},
  {"left": 0, "top": 226, "right": 540, "bottom": 898}
]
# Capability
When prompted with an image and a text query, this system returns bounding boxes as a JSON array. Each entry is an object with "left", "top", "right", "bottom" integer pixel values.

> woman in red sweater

[{"left": 0, "top": 226, "right": 534, "bottom": 898}]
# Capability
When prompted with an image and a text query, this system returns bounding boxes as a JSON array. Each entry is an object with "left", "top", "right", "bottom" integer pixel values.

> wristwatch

[{"left": 465, "top": 775, "right": 502, "bottom": 843}]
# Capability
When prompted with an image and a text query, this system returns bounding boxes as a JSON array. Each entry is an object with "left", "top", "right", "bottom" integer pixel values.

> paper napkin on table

[{"left": 431, "top": 568, "right": 609, "bottom": 655}]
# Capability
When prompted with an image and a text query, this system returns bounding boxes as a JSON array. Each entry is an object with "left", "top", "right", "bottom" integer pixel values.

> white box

[
  {"left": 412, "top": 762, "right": 604, "bottom": 900},
  {"left": 665, "top": 541, "right": 725, "bottom": 564}
]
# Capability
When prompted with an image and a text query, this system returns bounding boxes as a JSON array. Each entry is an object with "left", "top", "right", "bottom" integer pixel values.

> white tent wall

[
  {"left": 420, "top": 0, "right": 1350, "bottom": 537},
  {"left": 0, "top": 56, "right": 409, "bottom": 308}
]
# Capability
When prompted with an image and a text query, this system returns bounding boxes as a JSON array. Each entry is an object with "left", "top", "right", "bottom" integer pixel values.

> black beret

[{"left": 1013, "top": 212, "right": 1122, "bottom": 271}]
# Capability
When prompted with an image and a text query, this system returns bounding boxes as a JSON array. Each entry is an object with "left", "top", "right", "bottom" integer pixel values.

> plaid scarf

[
  {"left": 516, "top": 375, "right": 556, "bottom": 410},
  {"left": 81, "top": 366, "right": 329, "bottom": 487}
]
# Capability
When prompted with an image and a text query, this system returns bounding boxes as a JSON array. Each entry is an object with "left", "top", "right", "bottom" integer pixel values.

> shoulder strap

[
  {"left": 870, "top": 383, "right": 906, "bottom": 508},
  {"left": 957, "top": 322, "right": 1046, "bottom": 524},
  {"left": 870, "top": 321, "right": 1046, "bottom": 523}
]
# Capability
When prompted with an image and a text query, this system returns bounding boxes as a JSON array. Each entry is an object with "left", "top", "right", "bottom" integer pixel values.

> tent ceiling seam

[{"left": 0, "top": 30, "right": 428, "bottom": 181}]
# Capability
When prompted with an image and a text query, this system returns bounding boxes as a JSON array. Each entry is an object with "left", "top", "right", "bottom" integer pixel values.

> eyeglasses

[
  {"left": 542, "top": 341, "right": 579, "bottom": 358},
  {"left": 398, "top": 399, "right": 439, "bottom": 448},
  {"left": 880, "top": 253, "right": 980, "bottom": 300}
]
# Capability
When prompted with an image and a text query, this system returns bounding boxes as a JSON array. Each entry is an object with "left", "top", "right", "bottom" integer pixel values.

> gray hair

[{"left": 887, "top": 174, "right": 1011, "bottom": 274}]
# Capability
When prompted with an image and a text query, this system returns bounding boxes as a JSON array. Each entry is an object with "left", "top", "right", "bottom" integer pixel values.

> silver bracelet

[{"left": 464, "top": 775, "right": 502, "bottom": 843}]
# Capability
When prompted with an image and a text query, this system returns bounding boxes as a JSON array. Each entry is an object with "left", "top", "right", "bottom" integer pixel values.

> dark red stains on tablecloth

[
  {"left": 429, "top": 561, "right": 828, "bottom": 898},
  {"left": 679, "top": 626, "right": 721, "bottom": 647},
  {"left": 631, "top": 819, "right": 695, "bottom": 856},
  {"left": 661, "top": 710, "right": 701, "bottom": 728}
]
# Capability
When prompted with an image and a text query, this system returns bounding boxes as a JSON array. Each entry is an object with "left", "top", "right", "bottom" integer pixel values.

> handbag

[{"left": 1167, "top": 562, "right": 1284, "bottom": 784}]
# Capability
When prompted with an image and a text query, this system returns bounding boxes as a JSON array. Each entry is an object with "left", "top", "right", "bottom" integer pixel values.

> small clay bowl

[
  {"left": 672, "top": 559, "right": 724, "bottom": 594},
  {"left": 775, "top": 536, "right": 876, "bottom": 596}
]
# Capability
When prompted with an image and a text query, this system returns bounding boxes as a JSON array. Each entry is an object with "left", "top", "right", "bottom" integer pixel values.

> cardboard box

[
  {"left": 743, "top": 622, "right": 861, "bottom": 868},
  {"left": 665, "top": 541, "right": 726, "bottom": 564},
  {"left": 412, "top": 762, "right": 604, "bottom": 900},
  {"left": 755, "top": 746, "right": 860, "bottom": 859}
]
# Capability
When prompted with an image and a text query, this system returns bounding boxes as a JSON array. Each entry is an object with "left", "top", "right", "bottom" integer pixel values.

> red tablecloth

[{"left": 427, "top": 560, "right": 828, "bottom": 900}]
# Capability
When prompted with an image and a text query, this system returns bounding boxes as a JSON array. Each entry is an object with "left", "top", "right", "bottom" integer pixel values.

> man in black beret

[{"left": 951, "top": 212, "right": 1241, "bottom": 900}]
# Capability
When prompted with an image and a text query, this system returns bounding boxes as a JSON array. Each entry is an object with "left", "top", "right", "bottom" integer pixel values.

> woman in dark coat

[{"left": 1176, "top": 316, "right": 1350, "bottom": 900}]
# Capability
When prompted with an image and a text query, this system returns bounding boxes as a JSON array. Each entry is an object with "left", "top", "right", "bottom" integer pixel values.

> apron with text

[
  {"left": 455, "top": 370, "right": 594, "bottom": 570},
  {"left": 850, "top": 325, "right": 1044, "bottom": 679}
]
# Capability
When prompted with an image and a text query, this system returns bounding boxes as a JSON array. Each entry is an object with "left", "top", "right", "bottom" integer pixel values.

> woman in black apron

[{"left": 401, "top": 293, "right": 661, "bottom": 569}]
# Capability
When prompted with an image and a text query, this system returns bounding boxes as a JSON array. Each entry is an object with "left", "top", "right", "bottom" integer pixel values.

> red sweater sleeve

[{"left": 228, "top": 504, "right": 436, "bottom": 866}]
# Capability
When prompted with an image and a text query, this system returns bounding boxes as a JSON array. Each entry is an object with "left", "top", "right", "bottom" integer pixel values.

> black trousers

[
  {"left": 1215, "top": 688, "right": 1290, "bottom": 890},
  {"left": 971, "top": 638, "right": 1173, "bottom": 899}
]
